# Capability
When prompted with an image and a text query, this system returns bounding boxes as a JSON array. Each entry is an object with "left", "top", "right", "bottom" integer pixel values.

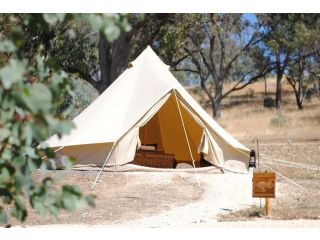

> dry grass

[
  {"left": 217, "top": 205, "right": 265, "bottom": 222},
  {"left": 188, "top": 78, "right": 320, "bottom": 142},
  {"left": 189, "top": 78, "right": 320, "bottom": 221},
  {"left": 217, "top": 180, "right": 320, "bottom": 222}
]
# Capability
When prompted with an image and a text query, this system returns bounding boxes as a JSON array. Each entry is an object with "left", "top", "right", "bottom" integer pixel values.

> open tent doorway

[{"left": 132, "top": 93, "right": 209, "bottom": 169}]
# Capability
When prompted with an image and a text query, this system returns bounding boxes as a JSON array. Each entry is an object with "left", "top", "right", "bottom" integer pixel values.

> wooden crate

[{"left": 132, "top": 150, "right": 175, "bottom": 168}]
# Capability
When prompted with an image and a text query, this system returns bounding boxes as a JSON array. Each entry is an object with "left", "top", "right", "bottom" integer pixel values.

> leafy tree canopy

[{"left": 0, "top": 13, "right": 130, "bottom": 224}]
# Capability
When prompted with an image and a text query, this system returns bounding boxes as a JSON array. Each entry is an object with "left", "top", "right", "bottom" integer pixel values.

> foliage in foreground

[{"left": 0, "top": 13, "right": 130, "bottom": 224}]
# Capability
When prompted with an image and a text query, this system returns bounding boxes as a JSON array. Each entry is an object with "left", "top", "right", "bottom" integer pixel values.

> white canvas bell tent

[{"left": 45, "top": 46, "right": 250, "bottom": 173}]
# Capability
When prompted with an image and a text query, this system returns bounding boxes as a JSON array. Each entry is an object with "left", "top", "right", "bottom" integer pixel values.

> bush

[
  {"left": 306, "top": 88, "right": 318, "bottom": 101},
  {"left": 246, "top": 88, "right": 255, "bottom": 98},
  {"left": 217, "top": 205, "right": 264, "bottom": 222},
  {"left": 264, "top": 97, "right": 275, "bottom": 108},
  {"left": 270, "top": 113, "right": 290, "bottom": 127}
]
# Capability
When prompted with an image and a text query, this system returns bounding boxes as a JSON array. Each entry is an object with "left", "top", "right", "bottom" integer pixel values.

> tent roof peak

[{"left": 130, "top": 45, "right": 170, "bottom": 70}]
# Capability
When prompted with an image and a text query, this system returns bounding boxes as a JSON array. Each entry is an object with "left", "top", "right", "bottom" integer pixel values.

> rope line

[
  {"left": 262, "top": 158, "right": 320, "bottom": 171},
  {"left": 173, "top": 90, "right": 201, "bottom": 188},
  {"left": 260, "top": 162, "right": 306, "bottom": 191},
  {"left": 262, "top": 160, "right": 320, "bottom": 171},
  {"left": 261, "top": 155, "right": 320, "bottom": 171}
]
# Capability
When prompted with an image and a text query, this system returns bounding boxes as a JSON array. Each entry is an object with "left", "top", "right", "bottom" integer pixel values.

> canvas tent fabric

[{"left": 45, "top": 46, "right": 250, "bottom": 172}]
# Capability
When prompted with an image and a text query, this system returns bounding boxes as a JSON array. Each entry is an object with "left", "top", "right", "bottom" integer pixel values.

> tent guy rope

[
  {"left": 262, "top": 160, "right": 320, "bottom": 171},
  {"left": 261, "top": 154, "right": 320, "bottom": 171},
  {"left": 173, "top": 90, "right": 201, "bottom": 188},
  {"left": 260, "top": 162, "right": 306, "bottom": 191}
]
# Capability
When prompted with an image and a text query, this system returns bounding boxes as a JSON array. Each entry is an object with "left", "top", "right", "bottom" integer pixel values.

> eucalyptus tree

[
  {"left": 168, "top": 14, "right": 270, "bottom": 118},
  {"left": 257, "top": 13, "right": 320, "bottom": 109}
]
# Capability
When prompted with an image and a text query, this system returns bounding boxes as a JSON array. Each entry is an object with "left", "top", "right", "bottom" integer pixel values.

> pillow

[{"left": 140, "top": 145, "right": 156, "bottom": 151}]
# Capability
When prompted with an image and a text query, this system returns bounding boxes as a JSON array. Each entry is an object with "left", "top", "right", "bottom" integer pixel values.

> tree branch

[
  {"left": 171, "top": 49, "right": 201, "bottom": 67},
  {"left": 173, "top": 68, "right": 199, "bottom": 74},
  {"left": 222, "top": 65, "right": 270, "bottom": 99}
]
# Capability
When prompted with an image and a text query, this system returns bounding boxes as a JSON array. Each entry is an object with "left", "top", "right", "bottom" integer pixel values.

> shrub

[
  {"left": 306, "top": 87, "right": 318, "bottom": 101},
  {"left": 246, "top": 88, "right": 255, "bottom": 98},
  {"left": 264, "top": 97, "right": 275, "bottom": 108},
  {"left": 270, "top": 113, "right": 290, "bottom": 127}
]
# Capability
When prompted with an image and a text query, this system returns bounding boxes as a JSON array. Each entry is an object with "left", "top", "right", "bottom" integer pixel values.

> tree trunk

[
  {"left": 96, "top": 14, "right": 171, "bottom": 94},
  {"left": 293, "top": 88, "right": 303, "bottom": 110},
  {"left": 213, "top": 78, "right": 223, "bottom": 119},
  {"left": 264, "top": 76, "right": 268, "bottom": 97},
  {"left": 213, "top": 97, "right": 222, "bottom": 119},
  {"left": 97, "top": 31, "right": 137, "bottom": 94},
  {"left": 275, "top": 72, "right": 282, "bottom": 109},
  {"left": 297, "top": 75, "right": 304, "bottom": 110}
]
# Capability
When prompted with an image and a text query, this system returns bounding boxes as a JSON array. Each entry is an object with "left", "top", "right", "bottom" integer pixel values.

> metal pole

[{"left": 91, "top": 142, "right": 117, "bottom": 189}]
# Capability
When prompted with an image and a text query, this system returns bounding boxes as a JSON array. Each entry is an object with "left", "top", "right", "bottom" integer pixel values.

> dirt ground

[
  {"left": 8, "top": 171, "right": 203, "bottom": 226},
  {"left": 10, "top": 168, "right": 320, "bottom": 228},
  {"left": 11, "top": 170, "right": 261, "bottom": 227}
]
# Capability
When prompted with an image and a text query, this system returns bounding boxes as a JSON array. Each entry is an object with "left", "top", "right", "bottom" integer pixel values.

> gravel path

[{"left": 106, "top": 172, "right": 254, "bottom": 227}]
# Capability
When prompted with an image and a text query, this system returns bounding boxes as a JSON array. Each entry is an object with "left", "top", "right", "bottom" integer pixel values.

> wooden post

[
  {"left": 264, "top": 76, "right": 268, "bottom": 97},
  {"left": 265, "top": 197, "right": 271, "bottom": 216}
]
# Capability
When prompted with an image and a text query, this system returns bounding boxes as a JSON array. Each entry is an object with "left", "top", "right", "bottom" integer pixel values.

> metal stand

[{"left": 252, "top": 137, "right": 261, "bottom": 209}]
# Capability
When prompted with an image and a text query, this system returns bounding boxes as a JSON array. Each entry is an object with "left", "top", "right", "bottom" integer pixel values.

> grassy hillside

[{"left": 187, "top": 78, "right": 320, "bottom": 143}]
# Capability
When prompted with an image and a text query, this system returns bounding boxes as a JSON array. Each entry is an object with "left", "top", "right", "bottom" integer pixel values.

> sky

[{"left": 243, "top": 13, "right": 257, "bottom": 24}]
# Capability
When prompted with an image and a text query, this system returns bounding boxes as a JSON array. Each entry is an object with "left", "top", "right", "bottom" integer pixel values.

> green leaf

[
  {"left": 20, "top": 83, "right": 52, "bottom": 113},
  {"left": 49, "top": 159, "right": 57, "bottom": 170},
  {"left": 63, "top": 185, "right": 82, "bottom": 196},
  {"left": 61, "top": 192, "right": 76, "bottom": 211},
  {"left": 104, "top": 24, "right": 121, "bottom": 42},
  {"left": 31, "top": 196, "right": 48, "bottom": 216},
  {"left": 25, "top": 147, "right": 37, "bottom": 158},
  {"left": 0, "top": 207, "right": 8, "bottom": 224},
  {"left": 27, "top": 158, "right": 42, "bottom": 172},
  {"left": 0, "top": 187, "right": 12, "bottom": 204},
  {"left": 60, "top": 156, "right": 73, "bottom": 169},
  {"left": 0, "top": 167, "right": 10, "bottom": 183},
  {"left": 22, "top": 124, "right": 33, "bottom": 146},
  {"left": 0, "top": 39, "right": 16, "bottom": 52},
  {"left": 74, "top": 198, "right": 87, "bottom": 209},
  {"left": 0, "top": 128, "right": 11, "bottom": 141},
  {"left": 48, "top": 205, "right": 59, "bottom": 218},
  {"left": 1, "top": 148, "right": 12, "bottom": 161},
  {"left": 88, "top": 14, "right": 103, "bottom": 32},
  {"left": 43, "top": 13, "right": 65, "bottom": 25},
  {"left": 12, "top": 195, "right": 27, "bottom": 221},
  {"left": 15, "top": 195, "right": 26, "bottom": 210},
  {"left": 85, "top": 194, "right": 96, "bottom": 208},
  {"left": 45, "top": 116, "right": 74, "bottom": 136},
  {"left": 0, "top": 59, "right": 26, "bottom": 89}
]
